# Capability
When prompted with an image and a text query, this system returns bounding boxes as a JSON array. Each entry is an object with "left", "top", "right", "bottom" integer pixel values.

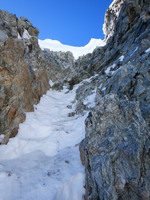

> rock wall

[
  {"left": 103, "top": 0, "right": 125, "bottom": 41},
  {"left": 42, "top": 49, "right": 74, "bottom": 83},
  {"left": 78, "top": 0, "right": 150, "bottom": 199},
  {"left": 41, "top": 49, "right": 94, "bottom": 90},
  {"left": 0, "top": 0, "right": 150, "bottom": 198},
  {"left": 0, "top": 10, "right": 50, "bottom": 143}
]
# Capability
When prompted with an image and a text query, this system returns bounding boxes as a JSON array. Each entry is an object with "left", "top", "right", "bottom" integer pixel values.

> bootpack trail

[{"left": 0, "top": 84, "right": 87, "bottom": 200}]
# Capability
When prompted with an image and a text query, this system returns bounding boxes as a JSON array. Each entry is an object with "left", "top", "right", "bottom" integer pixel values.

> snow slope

[
  {"left": 38, "top": 38, "right": 105, "bottom": 59},
  {"left": 0, "top": 84, "right": 88, "bottom": 200}
]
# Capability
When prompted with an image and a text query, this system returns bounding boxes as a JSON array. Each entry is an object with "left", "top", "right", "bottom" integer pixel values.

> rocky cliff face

[
  {"left": 42, "top": 49, "right": 94, "bottom": 90},
  {"left": 103, "top": 0, "right": 125, "bottom": 41},
  {"left": 78, "top": 0, "right": 150, "bottom": 199},
  {"left": 0, "top": 0, "right": 150, "bottom": 199},
  {"left": 0, "top": 10, "right": 50, "bottom": 143}
]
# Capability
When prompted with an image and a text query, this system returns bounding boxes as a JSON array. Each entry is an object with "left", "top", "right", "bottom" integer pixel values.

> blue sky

[{"left": 1, "top": 0, "right": 113, "bottom": 46}]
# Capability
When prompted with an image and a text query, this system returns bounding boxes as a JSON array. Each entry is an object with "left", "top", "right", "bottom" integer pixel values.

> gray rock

[
  {"left": 103, "top": 0, "right": 125, "bottom": 41},
  {"left": 42, "top": 49, "right": 74, "bottom": 83},
  {"left": 0, "top": 0, "right": 150, "bottom": 198},
  {"left": 0, "top": 30, "right": 8, "bottom": 45},
  {"left": 78, "top": 0, "right": 150, "bottom": 199},
  {"left": 80, "top": 94, "right": 150, "bottom": 200}
]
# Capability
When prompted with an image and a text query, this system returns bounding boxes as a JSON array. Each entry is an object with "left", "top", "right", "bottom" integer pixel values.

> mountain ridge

[{"left": 38, "top": 38, "right": 105, "bottom": 59}]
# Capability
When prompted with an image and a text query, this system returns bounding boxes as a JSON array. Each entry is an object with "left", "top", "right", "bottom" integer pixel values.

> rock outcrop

[
  {"left": 103, "top": 0, "right": 125, "bottom": 41},
  {"left": 0, "top": 10, "right": 50, "bottom": 143},
  {"left": 78, "top": 0, "right": 150, "bottom": 199},
  {"left": 42, "top": 49, "right": 74, "bottom": 83},
  {"left": 0, "top": 0, "right": 150, "bottom": 198},
  {"left": 80, "top": 95, "right": 150, "bottom": 199},
  {"left": 41, "top": 49, "right": 94, "bottom": 90}
]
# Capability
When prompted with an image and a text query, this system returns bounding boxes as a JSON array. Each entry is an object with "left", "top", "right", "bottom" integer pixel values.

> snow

[
  {"left": 17, "top": 32, "right": 22, "bottom": 39},
  {"left": 83, "top": 89, "right": 96, "bottom": 109},
  {"left": 105, "top": 63, "right": 116, "bottom": 75},
  {"left": 55, "top": 173, "right": 85, "bottom": 200},
  {"left": 145, "top": 48, "right": 150, "bottom": 53},
  {"left": 109, "top": 0, "right": 120, "bottom": 9},
  {"left": 18, "top": 29, "right": 31, "bottom": 40},
  {"left": 119, "top": 55, "right": 124, "bottom": 62},
  {"left": 82, "top": 74, "right": 98, "bottom": 83},
  {"left": 0, "top": 84, "right": 88, "bottom": 200},
  {"left": 105, "top": 55, "right": 125, "bottom": 75},
  {"left": 109, "top": 0, "right": 124, "bottom": 16},
  {"left": 133, "top": 47, "right": 138, "bottom": 53},
  {"left": 49, "top": 80, "right": 54, "bottom": 87},
  {"left": 22, "top": 29, "right": 31, "bottom": 39},
  {"left": 33, "top": 68, "right": 38, "bottom": 71},
  {"left": 0, "top": 135, "right": 4, "bottom": 143},
  {"left": 130, "top": 47, "right": 138, "bottom": 57},
  {"left": 38, "top": 38, "right": 105, "bottom": 59}
]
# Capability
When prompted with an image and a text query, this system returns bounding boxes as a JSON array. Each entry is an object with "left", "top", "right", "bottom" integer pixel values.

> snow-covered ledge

[{"left": 38, "top": 38, "right": 105, "bottom": 60}]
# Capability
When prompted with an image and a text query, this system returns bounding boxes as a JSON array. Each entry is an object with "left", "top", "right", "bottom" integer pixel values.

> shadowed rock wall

[{"left": 79, "top": 0, "right": 150, "bottom": 199}]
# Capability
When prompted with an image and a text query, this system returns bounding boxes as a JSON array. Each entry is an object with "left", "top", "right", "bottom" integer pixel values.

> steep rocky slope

[
  {"left": 41, "top": 48, "right": 97, "bottom": 90},
  {"left": 0, "top": 11, "right": 50, "bottom": 143},
  {"left": 0, "top": 0, "right": 150, "bottom": 199},
  {"left": 78, "top": 0, "right": 150, "bottom": 199}
]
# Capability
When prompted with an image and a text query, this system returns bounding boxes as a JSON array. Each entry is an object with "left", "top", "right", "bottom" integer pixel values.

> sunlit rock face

[
  {"left": 0, "top": 10, "right": 50, "bottom": 143},
  {"left": 103, "top": 0, "right": 125, "bottom": 41}
]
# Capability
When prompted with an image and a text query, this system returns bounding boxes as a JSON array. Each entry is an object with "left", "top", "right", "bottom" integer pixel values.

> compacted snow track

[{"left": 0, "top": 85, "right": 87, "bottom": 200}]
